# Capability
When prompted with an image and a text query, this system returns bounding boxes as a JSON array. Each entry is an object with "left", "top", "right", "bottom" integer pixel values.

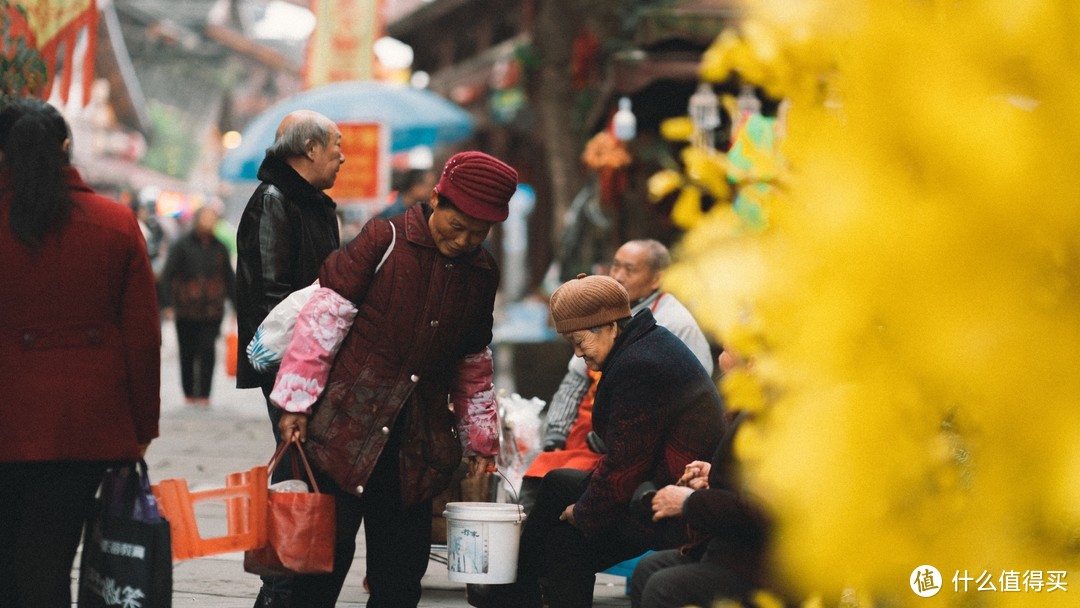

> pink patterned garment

[
  {"left": 270, "top": 287, "right": 357, "bottom": 414},
  {"left": 451, "top": 347, "right": 499, "bottom": 457}
]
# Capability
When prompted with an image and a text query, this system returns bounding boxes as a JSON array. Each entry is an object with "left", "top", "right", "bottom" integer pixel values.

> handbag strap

[
  {"left": 116, "top": 460, "right": 152, "bottom": 503},
  {"left": 374, "top": 223, "right": 396, "bottom": 273},
  {"left": 266, "top": 437, "right": 323, "bottom": 494}
]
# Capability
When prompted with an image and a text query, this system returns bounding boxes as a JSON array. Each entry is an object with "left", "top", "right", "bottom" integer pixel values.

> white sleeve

[{"left": 654, "top": 296, "right": 714, "bottom": 375}]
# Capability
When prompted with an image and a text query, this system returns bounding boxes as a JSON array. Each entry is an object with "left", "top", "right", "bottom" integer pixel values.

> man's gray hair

[
  {"left": 266, "top": 114, "right": 332, "bottom": 158},
  {"left": 626, "top": 239, "right": 671, "bottom": 272}
]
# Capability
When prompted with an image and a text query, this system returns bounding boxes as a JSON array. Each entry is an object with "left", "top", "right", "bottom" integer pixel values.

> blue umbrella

[{"left": 220, "top": 80, "right": 475, "bottom": 181}]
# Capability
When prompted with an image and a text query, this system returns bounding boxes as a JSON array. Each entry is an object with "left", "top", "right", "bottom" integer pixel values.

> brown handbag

[{"left": 243, "top": 438, "right": 336, "bottom": 576}]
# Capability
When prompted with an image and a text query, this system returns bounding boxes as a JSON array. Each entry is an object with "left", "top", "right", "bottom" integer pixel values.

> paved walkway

[{"left": 90, "top": 321, "right": 631, "bottom": 607}]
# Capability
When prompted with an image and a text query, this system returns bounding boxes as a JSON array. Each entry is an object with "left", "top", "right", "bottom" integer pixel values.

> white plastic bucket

[{"left": 442, "top": 502, "right": 524, "bottom": 584}]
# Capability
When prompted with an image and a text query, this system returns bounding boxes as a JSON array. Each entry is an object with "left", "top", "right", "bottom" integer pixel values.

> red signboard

[{"left": 325, "top": 122, "right": 389, "bottom": 207}]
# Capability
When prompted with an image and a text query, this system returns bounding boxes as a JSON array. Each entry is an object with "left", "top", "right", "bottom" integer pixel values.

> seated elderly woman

[{"left": 468, "top": 274, "right": 726, "bottom": 608}]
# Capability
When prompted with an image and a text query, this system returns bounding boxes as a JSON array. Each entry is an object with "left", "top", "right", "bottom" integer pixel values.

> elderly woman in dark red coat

[
  {"left": 469, "top": 274, "right": 726, "bottom": 608},
  {"left": 268, "top": 151, "right": 519, "bottom": 607},
  {"left": 0, "top": 99, "right": 160, "bottom": 607}
]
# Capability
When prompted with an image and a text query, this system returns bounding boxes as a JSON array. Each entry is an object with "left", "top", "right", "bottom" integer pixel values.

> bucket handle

[{"left": 482, "top": 464, "right": 524, "bottom": 523}]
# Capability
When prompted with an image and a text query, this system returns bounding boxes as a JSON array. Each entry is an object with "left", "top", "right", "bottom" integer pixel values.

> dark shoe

[
  {"left": 466, "top": 583, "right": 542, "bottom": 608},
  {"left": 254, "top": 588, "right": 291, "bottom": 608},
  {"left": 466, "top": 584, "right": 493, "bottom": 608}
]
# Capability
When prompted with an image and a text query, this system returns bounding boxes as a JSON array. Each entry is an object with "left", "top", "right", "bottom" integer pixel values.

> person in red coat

[{"left": 0, "top": 99, "right": 161, "bottom": 607}]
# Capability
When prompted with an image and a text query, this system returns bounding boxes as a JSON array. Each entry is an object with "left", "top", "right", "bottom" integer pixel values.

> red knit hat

[{"left": 436, "top": 151, "right": 518, "bottom": 222}]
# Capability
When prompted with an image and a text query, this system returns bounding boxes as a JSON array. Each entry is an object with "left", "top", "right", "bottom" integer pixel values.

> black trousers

[
  {"left": 175, "top": 318, "right": 220, "bottom": 399},
  {"left": 259, "top": 385, "right": 296, "bottom": 597},
  {"left": 0, "top": 461, "right": 107, "bottom": 608},
  {"left": 261, "top": 385, "right": 293, "bottom": 485},
  {"left": 511, "top": 468, "right": 654, "bottom": 608},
  {"left": 630, "top": 548, "right": 755, "bottom": 608},
  {"left": 288, "top": 424, "right": 433, "bottom": 608}
]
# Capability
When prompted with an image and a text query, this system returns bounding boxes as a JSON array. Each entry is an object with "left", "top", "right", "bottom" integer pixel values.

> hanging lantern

[
  {"left": 612, "top": 97, "right": 637, "bottom": 141},
  {"left": 688, "top": 82, "right": 720, "bottom": 151}
]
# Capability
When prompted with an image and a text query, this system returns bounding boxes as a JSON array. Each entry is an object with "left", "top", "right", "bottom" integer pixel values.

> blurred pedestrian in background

[
  {"left": 0, "top": 98, "right": 161, "bottom": 607},
  {"left": 161, "top": 205, "right": 235, "bottom": 406},
  {"left": 376, "top": 167, "right": 435, "bottom": 219},
  {"left": 130, "top": 191, "right": 165, "bottom": 276}
]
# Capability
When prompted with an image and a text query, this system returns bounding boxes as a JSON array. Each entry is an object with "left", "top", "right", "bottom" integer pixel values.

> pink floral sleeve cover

[
  {"left": 451, "top": 348, "right": 499, "bottom": 457},
  {"left": 270, "top": 287, "right": 500, "bottom": 457},
  {"left": 270, "top": 287, "right": 357, "bottom": 414}
]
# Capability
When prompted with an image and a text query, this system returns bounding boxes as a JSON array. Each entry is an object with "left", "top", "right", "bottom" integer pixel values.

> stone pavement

[{"left": 88, "top": 321, "right": 632, "bottom": 607}]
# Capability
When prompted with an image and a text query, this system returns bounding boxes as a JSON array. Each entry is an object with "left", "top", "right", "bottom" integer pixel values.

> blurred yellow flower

[
  {"left": 751, "top": 589, "right": 787, "bottom": 608},
  {"left": 662, "top": 0, "right": 1080, "bottom": 604},
  {"left": 682, "top": 147, "right": 731, "bottom": 200},
  {"left": 647, "top": 169, "right": 684, "bottom": 202},
  {"left": 720, "top": 368, "right": 765, "bottom": 413},
  {"left": 670, "top": 186, "right": 705, "bottom": 230},
  {"left": 660, "top": 116, "right": 695, "bottom": 142}
]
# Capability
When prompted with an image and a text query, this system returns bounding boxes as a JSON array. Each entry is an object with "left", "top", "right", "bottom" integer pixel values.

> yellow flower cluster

[{"left": 664, "top": 1, "right": 1080, "bottom": 605}]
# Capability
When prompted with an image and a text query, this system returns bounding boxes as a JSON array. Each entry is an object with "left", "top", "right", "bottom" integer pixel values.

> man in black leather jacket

[{"left": 235, "top": 109, "right": 343, "bottom": 608}]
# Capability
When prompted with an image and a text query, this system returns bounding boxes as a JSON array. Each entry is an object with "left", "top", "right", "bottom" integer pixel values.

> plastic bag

[
  {"left": 269, "top": 480, "right": 310, "bottom": 493},
  {"left": 246, "top": 282, "right": 319, "bottom": 373},
  {"left": 496, "top": 392, "right": 546, "bottom": 498}
]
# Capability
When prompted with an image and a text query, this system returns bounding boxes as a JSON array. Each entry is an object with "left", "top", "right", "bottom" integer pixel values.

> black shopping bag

[{"left": 78, "top": 460, "right": 172, "bottom": 608}]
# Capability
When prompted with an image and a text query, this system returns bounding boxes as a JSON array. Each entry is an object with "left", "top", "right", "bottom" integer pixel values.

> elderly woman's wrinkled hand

[
  {"left": 651, "top": 485, "right": 694, "bottom": 521},
  {"left": 677, "top": 460, "right": 711, "bottom": 489},
  {"left": 278, "top": 412, "right": 309, "bottom": 443}
]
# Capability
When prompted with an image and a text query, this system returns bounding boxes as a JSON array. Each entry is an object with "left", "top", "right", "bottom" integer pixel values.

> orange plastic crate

[{"left": 152, "top": 466, "right": 269, "bottom": 560}]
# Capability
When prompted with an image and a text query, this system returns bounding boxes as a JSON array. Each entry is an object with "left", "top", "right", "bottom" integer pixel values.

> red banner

[{"left": 5, "top": 0, "right": 98, "bottom": 104}]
